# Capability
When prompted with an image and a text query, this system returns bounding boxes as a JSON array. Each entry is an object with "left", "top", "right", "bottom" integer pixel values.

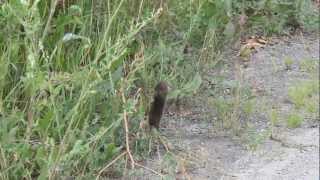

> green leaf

[
  {"left": 105, "top": 143, "right": 121, "bottom": 160},
  {"left": 223, "top": 21, "right": 235, "bottom": 39},
  {"left": 167, "top": 89, "right": 181, "bottom": 99},
  {"left": 182, "top": 73, "right": 202, "bottom": 93},
  {"left": 107, "top": 49, "right": 128, "bottom": 72},
  {"left": 37, "top": 109, "right": 53, "bottom": 133}
]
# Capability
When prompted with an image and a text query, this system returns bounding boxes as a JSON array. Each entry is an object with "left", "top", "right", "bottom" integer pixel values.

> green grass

[
  {"left": 243, "top": 98, "right": 256, "bottom": 116},
  {"left": 287, "top": 113, "right": 303, "bottom": 128},
  {"left": 269, "top": 108, "right": 279, "bottom": 126},
  {"left": 299, "top": 59, "right": 318, "bottom": 73},
  {"left": 244, "top": 123, "right": 271, "bottom": 150},
  {"left": 306, "top": 99, "right": 319, "bottom": 114},
  {"left": 284, "top": 56, "right": 294, "bottom": 70},
  {"left": 288, "top": 80, "right": 319, "bottom": 109},
  {"left": 0, "top": 0, "right": 318, "bottom": 179}
]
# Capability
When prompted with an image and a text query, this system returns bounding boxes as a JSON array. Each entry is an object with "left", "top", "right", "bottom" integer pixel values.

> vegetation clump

[{"left": 287, "top": 113, "right": 303, "bottom": 128}]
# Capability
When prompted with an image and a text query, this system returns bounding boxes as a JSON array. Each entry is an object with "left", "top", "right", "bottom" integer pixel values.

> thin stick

[
  {"left": 177, "top": 157, "right": 191, "bottom": 180},
  {"left": 121, "top": 89, "right": 135, "bottom": 169},
  {"left": 95, "top": 151, "right": 127, "bottom": 180},
  {"left": 135, "top": 162, "right": 163, "bottom": 178},
  {"left": 41, "top": 0, "right": 58, "bottom": 43},
  {"left": 158, "top": 134, "right": 170, "bottom": 152},
  {"left": 157, "top": 144, "right": 161, "bottom": 160}
]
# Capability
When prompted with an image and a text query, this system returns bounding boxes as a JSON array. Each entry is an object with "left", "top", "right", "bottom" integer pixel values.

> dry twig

[
  {"left": 95, "top": 151, "right": 127, "bottom": 180},
  {"left": 121, "top": 88, "right": 135, "bottom": 169},
  {"left": 135, "top": 162, "right": 163, "bottom": 178}
]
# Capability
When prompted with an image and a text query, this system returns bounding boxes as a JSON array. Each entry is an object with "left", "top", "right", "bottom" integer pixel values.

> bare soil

[{"left": 127, "top": 33, "right": 319, "bottom": 180}]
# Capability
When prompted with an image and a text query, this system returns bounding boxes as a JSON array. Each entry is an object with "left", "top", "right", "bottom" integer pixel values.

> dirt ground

[{"left": 128, "top": 33, "right": 319, "bottom": 180}]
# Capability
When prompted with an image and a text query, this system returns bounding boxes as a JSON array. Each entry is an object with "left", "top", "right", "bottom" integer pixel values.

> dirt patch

[{"left": 128, "top": 33, "right": 319, "bottom": 180}]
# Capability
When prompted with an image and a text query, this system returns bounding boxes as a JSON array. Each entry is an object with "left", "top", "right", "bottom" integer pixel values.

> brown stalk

[
  {"left": 135, "top": 162, "right": 163, "bottom": 177},
  {"left": 120, "top": 89, "right": 135, "bottom": 169},
  {"left": 95, "top": 151, "right": 127, "bottom": 180}
]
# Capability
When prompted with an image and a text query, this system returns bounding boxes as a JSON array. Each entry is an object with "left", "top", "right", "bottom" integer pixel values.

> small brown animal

[{"left": 148, "top": 81, "right": 169, "bottom": 129}]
